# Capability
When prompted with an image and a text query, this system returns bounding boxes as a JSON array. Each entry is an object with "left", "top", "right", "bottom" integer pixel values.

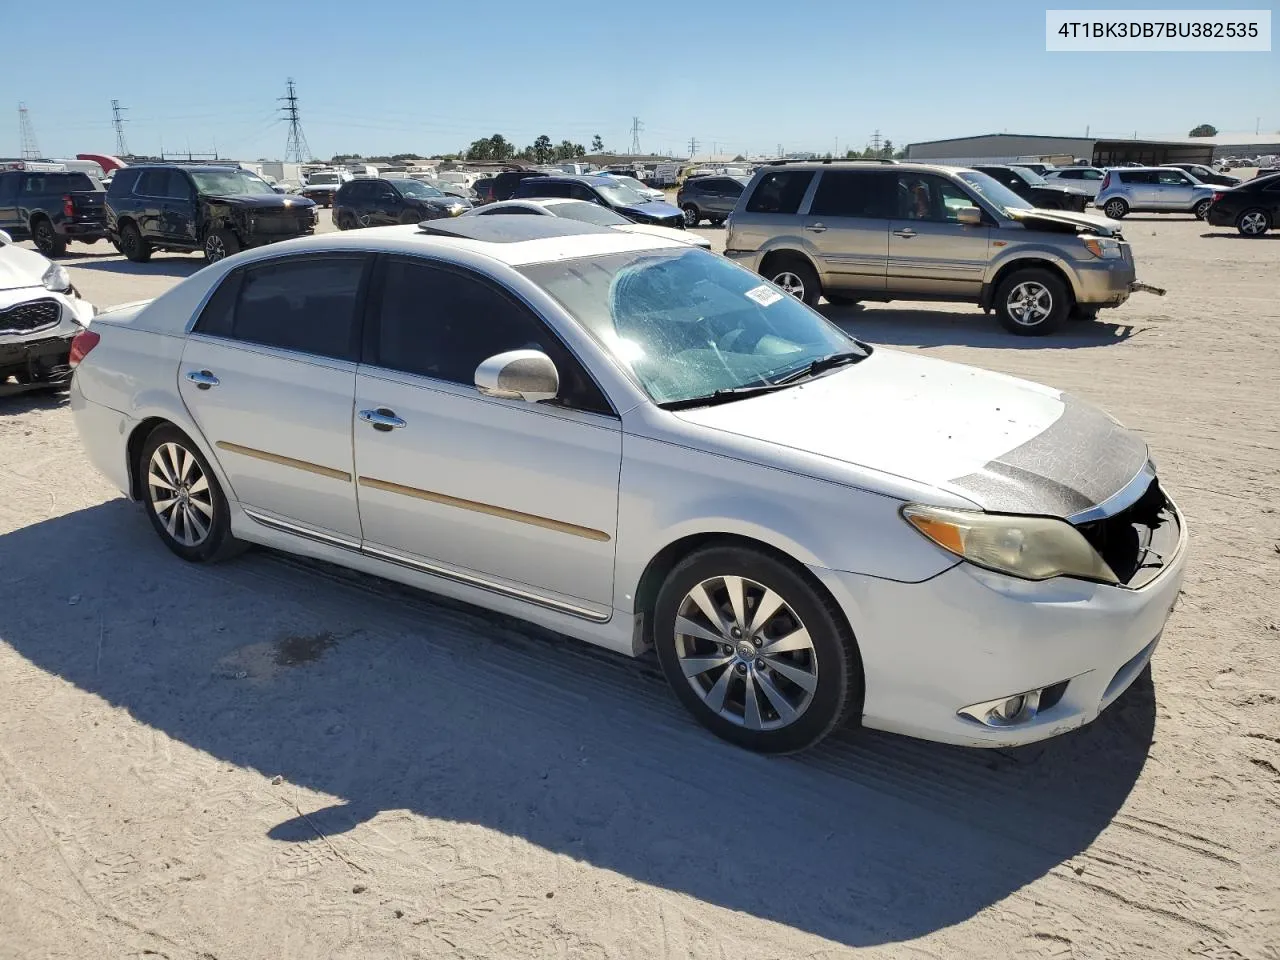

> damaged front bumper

[
  {"left": 0, "top": 334, "right": 75, "bottom": 395},
  {"left": 1129, "top": 280, "right": 1167, "bottom": 297}
]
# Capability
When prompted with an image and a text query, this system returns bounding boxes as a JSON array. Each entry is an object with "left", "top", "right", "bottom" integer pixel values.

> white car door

[
  {"left": 352, "top": 256, "right": 621, "bottom": 618},
  {"left": 179, "top": 253, "right": 370, "bottom": 542}
]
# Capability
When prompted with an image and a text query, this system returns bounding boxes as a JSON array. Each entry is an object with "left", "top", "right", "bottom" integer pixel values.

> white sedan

[
  {"left": 69, "top": 216, "right": 1186, "bottom": 753},
  {"left": 1, "top": 229, "right": 96, "bottom": 395},
  {"left": 465, "top": 198, "right": 712, "bottom": 249}
]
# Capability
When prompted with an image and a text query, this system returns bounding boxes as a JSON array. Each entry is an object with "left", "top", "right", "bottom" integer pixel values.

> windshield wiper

[
  {"left": 657, "top": 381, "right": 800, "bottom": 411},
  {"left": 773, "top": 350, "right": 867, "bottom": 385}
]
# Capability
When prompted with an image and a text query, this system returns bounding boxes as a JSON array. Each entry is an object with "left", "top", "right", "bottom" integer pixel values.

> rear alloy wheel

[
  {"left": 654, "top": 546, "right": 861, "bottom": 753},
  {"left": 766, "top": 256, "right": 821, "bottom": 307},
  {"left": 203, "top": 228, "right": 240, "bottom": 264},
  {"left": 140, "top": 426, "right": 241, "bottom": 563},
  {"left": 1237, "top": 209, "right": 1272, "bottom": 236},
  {"left": 1193, "top": 199, "right": 1212, "bottom": 220},
  {"left": 995, "top": 268, "right": 1069, "bottom": 336},
  {"left": 682, "top": 204, "right": 700, "bottom": 227},
  {"left": 119, "top": 222, "right": 152, "bottom": 263},
  {"left": 1103, "top": 198, "right": 1129, "bottom": 219},
  {"left": 32, "top": 219, "right": 67, "bottom": 257}
]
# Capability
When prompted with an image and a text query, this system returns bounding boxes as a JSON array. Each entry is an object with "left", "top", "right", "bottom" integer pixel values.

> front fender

[{"left": 985, "top": 246, "right": 1086, "bottom": 301}]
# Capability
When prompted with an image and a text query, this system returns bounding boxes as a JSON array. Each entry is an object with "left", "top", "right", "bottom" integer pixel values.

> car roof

[
  {"left": 535, "top": 174, "right": 614, "bottom": 186},
  {"left": 124, "top": 163, "right": 241, "bottom": 172},
  {"left": 233, "top": 218, "right": 682, "bottom": 268}
]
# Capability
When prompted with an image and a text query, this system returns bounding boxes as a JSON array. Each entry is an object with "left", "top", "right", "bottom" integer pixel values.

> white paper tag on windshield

[{"left": 745, "top": 284, "right": 784, "bottom": 307}]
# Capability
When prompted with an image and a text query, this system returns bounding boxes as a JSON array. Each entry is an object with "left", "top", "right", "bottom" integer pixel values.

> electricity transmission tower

[
  {"left": 280, "top": 78, "right": 313, "bottom": 163},
  {"left": 18, "top": 103, "right": 41, "bottom": 160},
  {"left": 629, "top": 116, "right": 644, "bottom": 155},
  {"left": 111, "top": 100, "right": 130, "bottom": 156},
  {"left": 870, "top": 129, "right": 883, "bottom": 153},
  {"left": 688, "top": 136, "right": 699, "bottom": 158}
]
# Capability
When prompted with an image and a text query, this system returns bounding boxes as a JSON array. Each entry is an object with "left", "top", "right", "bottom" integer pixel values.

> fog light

[
  {"left": 992, "top": 695, "right": 1026, "bottom": 722},
  {"left": 957, "top": 683, "right": 1065, "bottom": 728}
]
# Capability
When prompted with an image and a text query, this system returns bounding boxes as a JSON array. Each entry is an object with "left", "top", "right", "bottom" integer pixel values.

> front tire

[
  {"left": 1193, "top": 199, "right": 1212, "bottom": 220},
  {"left": 995, "top": 268, "right": 1069, "bottom": 336},
  {"left": 1103, "top": 198, "right": 1129, "bottom": 219},
  {"left": 119, "top": 222, "right": 152, "bottom": 262},
  {"left": 764, "top": 255, "right": 821, "bottom": 307},
  {"left": 1237, "top": 208, "right": 1272, "bottom": 236},
  {"left": 139, "top": 425, "right": 241, "bottom": 563},
  {"left": 203, "top": 228, "right": 240, "bottom": 264},
  {"left": 32, "top": 219, "right": 67, "bottom": 257},
  {"left": 654, "top": 546, "right": 862, "bottom": 753},
  {"left": 682, "top": 204, "right": 700, "bottom": 227}
]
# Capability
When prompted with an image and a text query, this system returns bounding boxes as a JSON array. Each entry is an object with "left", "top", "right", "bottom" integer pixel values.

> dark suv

[
  {"left": 972, "top": 166, "right": 1088, "bottom": 211},
  {"left": 511, "top": 175, "right": 684, "bottom": 227},
  {"left": 105, "top": 164, "right": 318, "bottom": 264},
  {"left": 0, "top": 169, "right": 107, "bottom": 256},
  {"left": 333, "top": 177, "right": 470, "bottom": 230},
  {"left": 676, "top": 175, "right": 748, "bottom": 227}
]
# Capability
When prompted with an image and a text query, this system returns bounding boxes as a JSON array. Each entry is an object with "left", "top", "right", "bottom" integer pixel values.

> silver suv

[
  {"left": 1095, "top": 166, "right": 1217, "bottom": 220},
  {"left": 724, "top": 160, "right": 1147, "bottom": 336}
]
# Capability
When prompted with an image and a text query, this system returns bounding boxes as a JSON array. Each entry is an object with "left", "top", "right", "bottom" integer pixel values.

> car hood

[
  {"left": 206, "top": 194, "right": 317, "bottom": 209},
  {"left": 1006, "top": 208, "right": 1122, "bottom": 236},
  {"left": 672, "top": 349, "right": 1148, "bottom": 517},
  {"left": 611, "top": 223, "right": 711, "bottom": 247},
  {"left": 0, "top": 244, "right": 50, "bottom": 291},
  {"left": 617, "top": 199, "right": 683, "bottom": 219}
]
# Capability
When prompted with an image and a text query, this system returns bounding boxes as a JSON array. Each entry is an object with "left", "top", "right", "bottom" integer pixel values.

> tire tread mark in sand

[{"left": 1111, "top": 814, "right": 1242, "bottom": 866}]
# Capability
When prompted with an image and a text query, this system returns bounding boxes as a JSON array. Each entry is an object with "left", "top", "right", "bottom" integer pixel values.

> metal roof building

[{"left": 904, "top": 133, "right": 1215, "bottom": 167}]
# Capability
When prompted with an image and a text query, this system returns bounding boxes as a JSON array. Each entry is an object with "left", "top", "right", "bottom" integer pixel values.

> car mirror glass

[
  {"left": 956, "top": 206, "right": 983, "bottom": 226},
  {"left": 474, "top": 350, "right": 559, "bottom": 403}
]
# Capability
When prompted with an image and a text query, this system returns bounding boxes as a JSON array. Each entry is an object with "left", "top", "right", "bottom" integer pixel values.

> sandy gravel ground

[{"left": 1, "top": 201, "right": 1277, "bottom": 960}]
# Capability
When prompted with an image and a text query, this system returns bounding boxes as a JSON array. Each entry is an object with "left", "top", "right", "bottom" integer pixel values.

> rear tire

[
  {"left": 1103, "top": 198, "right": 1129, "bottom": 219},
  {"left": 1237, "top": 208, "right": 1272, "bottom": 236},
  {"left": 764, "top": 254, "right": 821, "bottom": 307},
  {"left": 653, "top": 545, "right": 862, "bottom": 753},
  {"left": 994, "top": 268, "right": 1069, "bottom": 336},
  {"left": 32, "top": 218, "right": 67, "bottom": 257},
  {"left": 1193, "top": 199, "right": 1212, "bottom": 220},
  {"left": 119, "top": 222, "right": 152, "bottom": 262},
  {"left": 682, "top": 205, "right": 700, "bottom": 227},
  {"left": 138, "top": 425, "right": 244, "bottom": 564}
]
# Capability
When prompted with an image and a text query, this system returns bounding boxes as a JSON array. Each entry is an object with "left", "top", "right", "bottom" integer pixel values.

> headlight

[
  {"left": 1082, "top": 236, "right": 1123, "bottom": 259},
  {"left": 901, "top": 504, "right": 1118, "bottom": 584},
  {"left": 41, "top": 262, "right": 72, "bottom": 293}
]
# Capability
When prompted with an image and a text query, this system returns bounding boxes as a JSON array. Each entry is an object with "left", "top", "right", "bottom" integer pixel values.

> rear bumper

[
  {"left": 60, "top": 221, "right": 107, "bottom": 240},
  {"left": 1204, "top": 207, "right": 1235, "bottom": 227}
]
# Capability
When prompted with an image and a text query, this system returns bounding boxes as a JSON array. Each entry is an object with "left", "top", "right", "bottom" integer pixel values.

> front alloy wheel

[
  {"left": 994, "top": 268, "right": 1069, "bottom": 336},
  {"left": 682, "top": 205, "right": 699, "bottom": 227},
  {"left": 1193, "top": 199, "right": 1212, "bottom": 220}
]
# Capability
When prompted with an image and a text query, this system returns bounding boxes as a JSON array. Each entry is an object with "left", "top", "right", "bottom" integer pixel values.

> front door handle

[
  {"left": 893, "top": 228, "right": 917, "bottom": 238},
  {"left": 805, "top": 222, "right": 827, "bottom": 233},
  {"left": 359, "top": 408, "right": 406, "bottom": 432},
  {"left": 186, "top": 369, "right": 219, "bottom": 390}
]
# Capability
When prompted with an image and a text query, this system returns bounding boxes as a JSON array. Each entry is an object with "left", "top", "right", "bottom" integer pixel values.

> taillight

[
  {"left": 1212, "top": 192, "right": 1224, "bottom": 202},
  {"left": 1100, "top": 172, "right": 1111, "bottom": 190},
  {"left": 62, "top": 194, "right": 75, "bottom": 217},
  {"left": 69, "top": 329, "right": 100, "bottom": 368}
]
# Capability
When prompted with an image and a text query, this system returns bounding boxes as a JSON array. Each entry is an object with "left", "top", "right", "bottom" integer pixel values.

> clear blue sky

[{"left": 5, "top": 0, "right": 1276, "bottom": 160}]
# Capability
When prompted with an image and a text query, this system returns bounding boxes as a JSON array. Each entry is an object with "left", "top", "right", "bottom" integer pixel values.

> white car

[
  {"left": 597, "top": 172, "right": 666, "bottom": 202},
  {"left": 0, "top": 229, "right": 96, "bottom": 395},
  {"left": 464, "top": 198, "right": 712, "bottom": 248},
  {"left": 69, "top": 216, "right": 1186, "bottom": 753},
  {"left": 1043, "top": 166, "right": 1109, "bottom": 200}
]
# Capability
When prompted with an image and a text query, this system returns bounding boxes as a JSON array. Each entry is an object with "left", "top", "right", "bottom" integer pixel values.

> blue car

[{"left": 511, "top": 174, "right": 685, "bottom": 228}]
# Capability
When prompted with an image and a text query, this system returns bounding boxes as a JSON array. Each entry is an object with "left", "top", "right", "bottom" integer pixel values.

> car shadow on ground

[
  {"left": 1199, "top": 232, "right": 1279, "bottom": 240},
  {"left": 821, "top": 304, "right": 1141, "bottom": 350},
  {"left": 0, "top": 388, "right": 68, "bottom": 414},
  {"left": 64, "top": 255, "right": 203, "bottom": 278},
  {"left": 0, "top": 502, "right": 1155, "bottom": 948}
]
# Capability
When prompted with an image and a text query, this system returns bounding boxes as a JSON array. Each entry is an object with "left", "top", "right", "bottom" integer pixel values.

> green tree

[
  {"left": 591, "top": 134, "right": 604, "bottom": 152},
  {"left": 488, "top": 134, "right": 514, "bottom": 161},
  {"left": 533, "top": 135, "right": 554, "bottom": 163},
  {"left": 881, "top": 139, "right": 894, "bottom": 157},
  {"left": 1188, "top": 123, "right": 1218, "bottom": 137}
]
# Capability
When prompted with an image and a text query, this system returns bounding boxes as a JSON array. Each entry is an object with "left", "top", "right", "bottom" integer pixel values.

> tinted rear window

[
  {"left": 21, "top": 172, "right": 99, "bottom": 193},
  {"left": 809, "top": 170, "right": 894, "bottom": 218},
  {"left": 1118, "top": 171, "right": 1157, "bottom": 184},
  {"left": 745, "top": 171, "right": 815, "bottom": 214}
]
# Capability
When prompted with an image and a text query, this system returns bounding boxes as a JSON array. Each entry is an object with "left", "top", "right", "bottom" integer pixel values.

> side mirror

[
  {"left": 956, "top": 206, "right": 983, "bottom": 226},
  {"left": 475, "top": 350, "right": 559, "bottom": 403},
  {"left": 0, "top": 229, "right": 11, "bottom": 245}
]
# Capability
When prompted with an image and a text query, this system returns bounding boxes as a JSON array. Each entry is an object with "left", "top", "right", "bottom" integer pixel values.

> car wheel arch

[
  {"left": 125, "top": 412, "right": 235, "bottom": 506},
  {"left": 984, "top": 256, "right": 1077, "bottom": 310}
]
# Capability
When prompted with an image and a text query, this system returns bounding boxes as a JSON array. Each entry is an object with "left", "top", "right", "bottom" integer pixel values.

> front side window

[
  {"left": 163, "top": 170, "right": 193, "bottom": 200},
  {"left": 745, "top": 171, "right": 815, "bottom": 214},
  {"left": 187, "top": 169, "right": 276, "bottom": 196},
  {"left": 373, "top": 258, "right": 612, "bottom": 414},
  {"left": 809, "top": 170, "right": 893, "bottom": 218},
  {"left": 519, "top": 248, "right": 863, "bottom": 406},
  {"left": 897, "top": 173, "right": 981, "bottom": 222},
  {"left": 1157, "top": 170, "right": 1192, "bottom": 186},
  {"left": 135, "top": 170, "right": 169, "bottom": 197},
  {"left": 204, "top": 256, "right": 367, "bottom": 360},
  {"left": 478, "top": 205, "right": 542, "bottom": 216}
]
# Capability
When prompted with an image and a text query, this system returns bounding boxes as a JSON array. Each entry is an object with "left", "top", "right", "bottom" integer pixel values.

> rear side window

[
  {"left": 745, "top": 171, "right": 814, "bottom": 214},
  {"left": 19, "top": 173, "right": 97, "bottom": 193},
  {"left": 107, "top": 168, "right": 141, "bottom": 195},
  {"left": 1055, "top": 169, "right": 1082, "bottom": 179},
  {"left": 135, "top": 170, "right": 169, "bottom": 196},
  {"left": 196, "top": 255, "right": 368, "bottom": 361},
  {"left": 1118, "top": 171, "right": 1157, "bottom": 184},
  {"left": 809, "top": 171, "right": 894, "bottom": 218}
]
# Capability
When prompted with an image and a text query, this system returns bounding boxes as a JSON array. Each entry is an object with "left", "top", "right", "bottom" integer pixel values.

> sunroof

[{"left": 417, "top": 216, "right": 616, "bottom": 243}]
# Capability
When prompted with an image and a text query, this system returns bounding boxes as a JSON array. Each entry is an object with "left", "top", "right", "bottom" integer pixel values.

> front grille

[
  {"left": 0, "top": 298, "right": 61, "bottom": 336},
  {"left": 1075, "top": 478, "right": 1179, "bottom": 588},
  {"left": 253, "top": 213, "right": 315, "bottom": 236}
]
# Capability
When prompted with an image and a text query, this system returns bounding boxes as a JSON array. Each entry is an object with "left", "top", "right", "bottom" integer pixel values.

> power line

[
  {"left": 111, "top": 99, "right": 129, "bottom": 156},
  {"left": 688, "top": 136, "right": 699, "bottom": 159},
  {"left": 629, "top": 116, "right": 644, "bottom": 155},
  {"left": 279, "top": 78, "right": 313, "bottom": 163},
  {"left": 18, "top": 103, "right": 41, "bottom": 160}
]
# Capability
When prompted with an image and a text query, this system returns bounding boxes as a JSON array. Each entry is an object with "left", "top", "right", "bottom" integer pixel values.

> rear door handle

[
  {"left": 359, "top": 408, "right": 406, "bottom": 432},
  {"left": 805, "top": 222, "right": 827, "bottom": 233},
  {"left": 893, "top": 228, "right": 917, "bottom": 238},
  {"left": 186, "top": 370, "right": 219, "bottom": 390}
]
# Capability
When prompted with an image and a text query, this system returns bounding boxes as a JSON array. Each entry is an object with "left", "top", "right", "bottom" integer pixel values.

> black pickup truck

[
  {"left": 0, "top": 170, "right": 107, "bottom": 256},
  {"left": 106, "top": 164, "right": 318, "bottom": 264}
]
